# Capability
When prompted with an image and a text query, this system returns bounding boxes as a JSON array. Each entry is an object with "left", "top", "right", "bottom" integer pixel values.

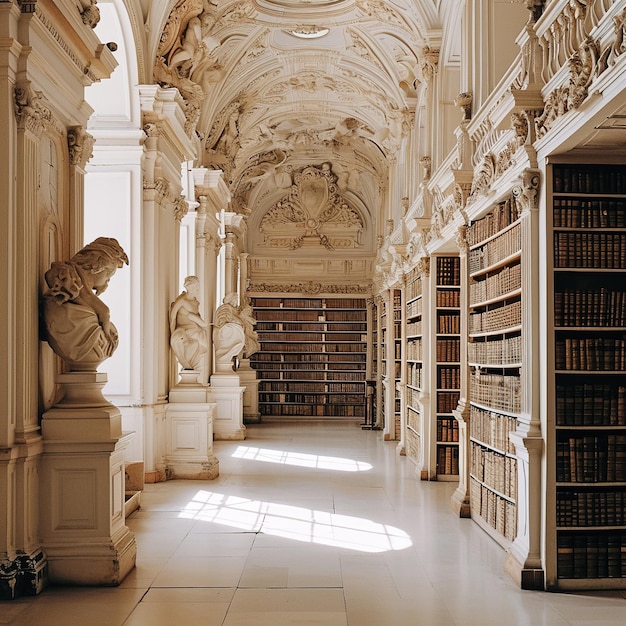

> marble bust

[
  {"left": 169, "top": 275, "right": 209, "bottom": 371},
  {"left": 213, "top": 293, "right": 245, "bottom": 372},
  {"left": 42, "top": 237, "right": 128, "bottom": 371}
]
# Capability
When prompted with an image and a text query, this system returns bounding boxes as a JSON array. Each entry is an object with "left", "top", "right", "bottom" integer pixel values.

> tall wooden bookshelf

[
  {"left": 434, "top": 256, "right": 461, "bottom": 479},
  {"left": 405, "top": 266, "right": 424, "bottom": 469},
  {"left": 250, "top": 296, "right": 367, "bottom": 419},
  {"left": 549, "top": 163, "right": 626, "bottom": 589},
  {"left": 467, "top": 197, "right": 522, "bottom": 543}
]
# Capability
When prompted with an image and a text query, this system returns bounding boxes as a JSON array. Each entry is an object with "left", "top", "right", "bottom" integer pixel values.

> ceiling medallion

[{"left": 287, "top": 25, "right": 331, "bottom": 39}]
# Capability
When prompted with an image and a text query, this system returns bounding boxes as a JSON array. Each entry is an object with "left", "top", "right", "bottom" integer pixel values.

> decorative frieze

[{"left": 247, "top": 281, "right": 371, "bottom": 294}]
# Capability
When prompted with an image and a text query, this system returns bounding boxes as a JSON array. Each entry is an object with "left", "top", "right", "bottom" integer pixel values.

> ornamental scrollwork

[
  {"left": 14, "top": 82, "right": 52, "bottom": 137},
  {"left": 67, "top": 126, "right": 95, "bottom": 168}
]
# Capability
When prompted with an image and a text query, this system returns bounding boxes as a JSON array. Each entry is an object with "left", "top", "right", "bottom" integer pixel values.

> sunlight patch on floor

[
  {"left": 232, "top": 445, "right": 373, "bottom": 472},
  {"left": 179, "top": 489, "right": 412, "bottom": 553}
]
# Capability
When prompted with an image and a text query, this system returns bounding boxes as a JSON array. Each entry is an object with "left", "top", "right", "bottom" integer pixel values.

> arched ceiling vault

[{"left": 154, "top": 0, "right": 438, "bottom": 264}]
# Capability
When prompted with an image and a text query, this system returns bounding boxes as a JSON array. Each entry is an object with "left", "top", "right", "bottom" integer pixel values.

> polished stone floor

[{"left": 4, "top": 419, "right": 626, "bottom": 625}]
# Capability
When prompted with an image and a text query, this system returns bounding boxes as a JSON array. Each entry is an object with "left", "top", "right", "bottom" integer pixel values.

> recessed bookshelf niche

[
  {"left": 467, "top": 196, "right": 522, "bottom": 544},
  {"left": 250, "top": 296, "right": 367, "bottom": 419},
  {"left": 435, "top": 256, "right": 461, "bottom": 480},
  {"left": 550, "top": 163, "right": 626, "bottom": 589}
]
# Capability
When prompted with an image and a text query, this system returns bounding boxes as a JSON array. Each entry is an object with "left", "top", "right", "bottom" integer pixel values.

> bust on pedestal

[
  {"left": 210, "top": 293, "right": 246, "bottom": 440},
  {"left": 41, "top": 237, "right": 137, "bottom": 586},
  {"left": 166, "top": 276, "right": 219, "bottom": 479}
]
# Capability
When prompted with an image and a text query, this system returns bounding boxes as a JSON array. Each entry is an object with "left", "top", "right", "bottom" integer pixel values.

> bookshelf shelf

[
  {"left": 250, "top": 296, "right": 367, "bottom": 419},
  {"left": 549, "top": 163, "right": 626, "bottom": 589}
]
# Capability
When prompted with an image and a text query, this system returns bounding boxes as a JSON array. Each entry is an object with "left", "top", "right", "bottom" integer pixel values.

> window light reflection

[
  {"left": 179, "top": 490, "right": 412, "bottom": 553},
  {"left": 232, "top": 446, "right": 373, "bottom": 472}
]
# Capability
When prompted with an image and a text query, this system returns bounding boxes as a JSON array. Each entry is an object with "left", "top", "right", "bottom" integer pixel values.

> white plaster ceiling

[
  {"left": 162, "top": 2, "right": 433, "bottom": 200},
  {"left": 155, "top": 0, "right": 442, "bottom": 270}
]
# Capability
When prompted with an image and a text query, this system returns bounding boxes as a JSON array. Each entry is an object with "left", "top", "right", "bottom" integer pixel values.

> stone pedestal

[
  {"left": 238, "top": 358, "right": 260, "bottom": 423},
  {"left": 165, "top": 370, "right": 219, "bottom": 479},
  {"left": 40, "top": 372, "right": 137, "bottom": 586},
  {"left": 210, "top": 373, "right": 246, "bottom": 440}
]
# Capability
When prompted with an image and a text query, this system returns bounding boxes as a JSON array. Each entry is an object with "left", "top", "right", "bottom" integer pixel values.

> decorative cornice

[
  {"left": 33, "top": 4, "right": 98, "bottom": 82},
  {"left": 248, "top": 281, "right": 371, "bottom": 295}
]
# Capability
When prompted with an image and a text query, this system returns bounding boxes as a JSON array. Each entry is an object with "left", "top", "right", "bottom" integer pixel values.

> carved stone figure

[
  {"left": 170, "top": 275, "right": 209, "bottom": 371},
  {"left": 42, "top": 237, "right": 129, "bottom": 371},
  {"left": 238, "top": 300, "right": 260, "bottom": 358},
  {"left": 213, "top": 293, "right": 245, "bottom": 372}
]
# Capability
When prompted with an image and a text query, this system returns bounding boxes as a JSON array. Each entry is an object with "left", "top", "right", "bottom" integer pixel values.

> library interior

[{"left": 2, "top": 1, "right": 626, "bottom": 623}]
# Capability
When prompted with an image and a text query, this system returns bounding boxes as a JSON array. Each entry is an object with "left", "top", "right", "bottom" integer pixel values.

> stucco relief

[{"left": 258, "top": 163, "right": 365, "bottom": 251}]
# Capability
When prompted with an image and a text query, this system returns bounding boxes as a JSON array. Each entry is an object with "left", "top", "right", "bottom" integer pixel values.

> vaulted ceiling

[{"left": 156, "top": 2, "right": 436, "bottom": 210}]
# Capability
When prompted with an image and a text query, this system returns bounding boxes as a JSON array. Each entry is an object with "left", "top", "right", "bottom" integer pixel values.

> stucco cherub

[{"left": 42, "top": 237, "right": 128, "bottom": 371}]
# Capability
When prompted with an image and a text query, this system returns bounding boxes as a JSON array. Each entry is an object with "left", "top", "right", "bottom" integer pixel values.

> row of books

[
  {"left": 437, "top": 417, "right": 459, "bottom": 442},
  {"left": 254, "top": 298, "right": 367, "bottom": 309},
  {"left": 260, "top": 404, "right": 366, "bottom": 417},
  {"left": 553, "top": 232, "right": 626, "bottom": 269},
  {"left": 468, "top": 223, "right": 521, "bottom": 275},
  {"left": 470, "top": 442, "right": 518, "bottom": 500},
  {"left": 438, "top": 313, "right": 460, "bottom": 334},
  {"left": 407, "top": 363, "right": 422, "bottom": 388},
  {"left": 555, "top": 337, "right": 626, "bottom": 371},
  {"left": 556, "top": 532, "right": 626, "bottom": 579},
  {"left": 556, "top": 434, "right": 626, "bottom": 482},
  {"left": 555, "top": 383, "right": 626, "bottom": 426},
  {"left": 260, "top": 368, "right": 365, "bottom": 381},
  {"left": 253, "top": 352, "right": 366, "bottom": 363},
  {"left": 470, "top": 263, "right": 521, "bottom": 306},
  {"left": 468, "top": 334, "right": 522, "bottom": 366},
  {"left": 261, "top": 381, "right": 365, "bottom": 393},
  {"left": 467, "top": 198, "right": 520, "bottom": 246},
  {"left": 436, "top": 338, "right": 460, "bottom": 362},
  {"left": 470, "top": 477, "right": 518, "bottom": 541},
  {"left": 406, "top": 387, "right": 421, "bottom": 411},
  {"left": 256, "top": 310, "right": 320, "bottom": 322},
  {"left": 437, "top": 390, "right": 460, "bottom": 413},
  {"left": 552, "top": 199, "right": 626, "bottom": 228},
  {"left": 469, "top": 300, "right": 521, "bottom": 335},
  {"left": 556, "top": 489, "right": 626, "bottom": 527},
  {"left": 406, "top": 340, "right": 423, "bottom": 361},
  {"left": 437, "top": 444, "right": 459, "bottom": 475},
  {"left": 553, "top": 164, "right": 626, "bottom": 195},
  {"left": 406, "top": 268, "right": 423, "bottom": 300},
  {"left": 436, "top": 288, "right": 460, "bottom": 308},
  {"left": 469, "top": 405, "right": 517, "bottom": 455},
  {"left": 259, "top": 394, "right": 365, "bottom": 404},
  {"left": 470, "top": 373, "right": 521, "bottom": 413},
  {"left": 406, "top": 298, "right": 422, "bottom": 318},
  {"left": 437, "top": 365, "right": 460, "bottom": 389},
  {"left": 261, "top": 332, "right": 366, "bottom": 341},
  {"left": 436, "top": 256, "right": 461, "bottom": 286},
  {"left": 407, "top": 319, "right": 422, "bottom": 337},
  {"left": 554, "top": 289, "right": 626, "bottom": 327}
]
